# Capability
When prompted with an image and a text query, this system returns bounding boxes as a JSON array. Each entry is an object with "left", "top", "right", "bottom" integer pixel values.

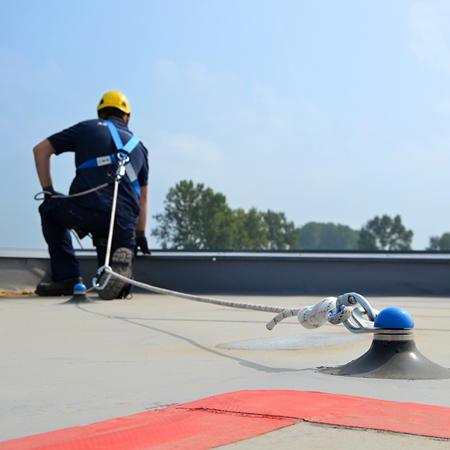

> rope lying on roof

[{"left": 103, "top": 268, "right": 353, "bottom": 330}]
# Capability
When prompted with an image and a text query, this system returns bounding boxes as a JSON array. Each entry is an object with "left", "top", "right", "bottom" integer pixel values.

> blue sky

[{"left": 1, "top": 0, "right": 450, "bottom": 250}]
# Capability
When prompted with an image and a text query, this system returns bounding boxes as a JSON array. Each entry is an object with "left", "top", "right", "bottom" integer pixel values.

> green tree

[
  {"left": 152, "top": 180, "right": 302, "bottom": 250},
  {"left": 263, "top": 210, "right": 300, "bottom": 250},
  {"left": 233, "top": 208, "right": 268, "bottom": 249},
  {"left": 357, "top": 215, "right": 413, "bottom": 250},
  {"left": 152, "top": 180, "right": 235, "bottom": 249},
  {"left": 427, "top": 233, "right": 450, "bottom": 250},
  {"left": 298, "top": 222, "right": 359, "bottom": 250}
]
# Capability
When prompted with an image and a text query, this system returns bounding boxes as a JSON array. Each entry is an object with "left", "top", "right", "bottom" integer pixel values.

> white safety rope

[
  {"left": 103, "top": 268, "right": 353, "bottom": 330},
  {"left": 104, "top": 178, "right": 120, "bottom": 268}
]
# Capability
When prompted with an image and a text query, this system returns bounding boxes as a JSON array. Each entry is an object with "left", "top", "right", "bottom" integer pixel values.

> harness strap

[
  {"left": 105, "top": 120, "right": 140, "bottom": 152},
  {"left": 76, "top": 120, "right": 141, "bottom": 196},
  {"left": 125, "top": 164, "right": 141, "bottom": 196},
  {"left": 105, "top": 120, "right": 123, "bottom": 150},
  {"left": 77, "top": 154, "right": 116, "bottom": 169}
]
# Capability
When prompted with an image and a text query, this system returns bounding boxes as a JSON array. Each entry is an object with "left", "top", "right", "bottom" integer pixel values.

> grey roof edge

[{"left": 1, "top": 248, "right": 450, "bottom": 263}]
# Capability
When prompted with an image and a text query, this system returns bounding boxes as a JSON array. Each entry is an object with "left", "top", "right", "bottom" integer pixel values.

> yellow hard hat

[{"left": 97, "top": 91, "right": 131, "bottom": 114}]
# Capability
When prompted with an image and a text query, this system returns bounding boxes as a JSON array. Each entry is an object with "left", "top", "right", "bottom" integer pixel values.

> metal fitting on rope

[
  {"left": 92, "top": 265, "right": 112, "bottom": 291},
  {"left": 114, "top": 153, "right": 129, "bottom": 181},
  {"left": 336, "top": 292, "right": 377, "bottom": 321},
  {"left": 336, "top": 292, "right": 379, "bottom": 334},
  {"left": 266, "top": 293, "right": 377, "bottom": 332},
  {"left": 115, "top": 164, "right": 126, "bottom": 180}
]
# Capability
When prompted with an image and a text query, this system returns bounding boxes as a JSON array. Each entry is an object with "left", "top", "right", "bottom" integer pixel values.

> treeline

[
  {"left": 152, "top": 180, "right": 449, "bottom": 251},
  {"left": 299, "top": 216, "right": 413, "bottom": 250},
  {"left": 152, "top": 180, "right": 299, "bottom": 249}
]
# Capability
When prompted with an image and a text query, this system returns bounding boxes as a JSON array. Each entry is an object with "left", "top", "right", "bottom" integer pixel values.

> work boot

[
  {"left": 35, "top": 276, "right": 82, "bottom": 296},
  {"left": 98, "top": 247, "right": 132, "bottom": 300}
]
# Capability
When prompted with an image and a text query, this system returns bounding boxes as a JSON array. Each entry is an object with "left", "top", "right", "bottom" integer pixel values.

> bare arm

[
  {"left": 136, "top": 185, "right": 148, "bottom": 232},
  {"left": 33, "top": 139, "right": 56, "bottom": 188}
]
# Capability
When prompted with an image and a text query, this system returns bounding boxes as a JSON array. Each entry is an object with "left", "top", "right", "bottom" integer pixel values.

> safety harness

[
  {"left": 77, "top": 119, "right": 141, "bottom": 196},
  {"left": 65, "top": 119, "right": 141, "bottom": 247}
]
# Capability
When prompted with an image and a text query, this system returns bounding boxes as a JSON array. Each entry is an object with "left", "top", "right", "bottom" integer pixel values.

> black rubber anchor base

[
  {"left": 61, "top": 283, "right": 96, "bottom": 304},
  {"left": 62, "top": 292, "right": 95, "bottom": 304},
  {"left": 320, "top": 332, "right": 450, "bottom": 380}
]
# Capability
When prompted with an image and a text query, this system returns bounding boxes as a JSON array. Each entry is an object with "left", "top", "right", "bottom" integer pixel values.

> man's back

[{"left": 48, "top": 117, "right": 149, "bottom": 219}]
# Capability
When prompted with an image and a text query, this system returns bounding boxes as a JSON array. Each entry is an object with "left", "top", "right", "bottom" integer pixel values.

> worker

[{"left": 33, "top": 91, "right": 150, "bottom": 299}]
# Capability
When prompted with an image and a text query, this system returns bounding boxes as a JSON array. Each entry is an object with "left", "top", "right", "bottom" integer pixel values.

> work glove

[
  {"left": 135, "top": 230, "right": 151, "bottom": 255},
  {"left": 43, "top": 185, "right": 63, "bottom": 200}
]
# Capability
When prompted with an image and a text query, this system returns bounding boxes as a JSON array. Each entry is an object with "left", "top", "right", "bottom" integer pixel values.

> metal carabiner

[
  {"left": 92, "top": 265, "right": 112, "bottom": 291},
  {"left": 112, "top": 151, "right": 130, "bottom": 180},
  {"left": 336, "top": 292, "right": 379, "bottom": 334},
  {"left": 115, "top": 164, "right": 126, "bottom": 180}
]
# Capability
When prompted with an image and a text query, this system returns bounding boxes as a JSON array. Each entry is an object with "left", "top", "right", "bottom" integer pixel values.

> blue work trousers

[{"left": 39, "top": 198, "right": 136, "bottom": 282}]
